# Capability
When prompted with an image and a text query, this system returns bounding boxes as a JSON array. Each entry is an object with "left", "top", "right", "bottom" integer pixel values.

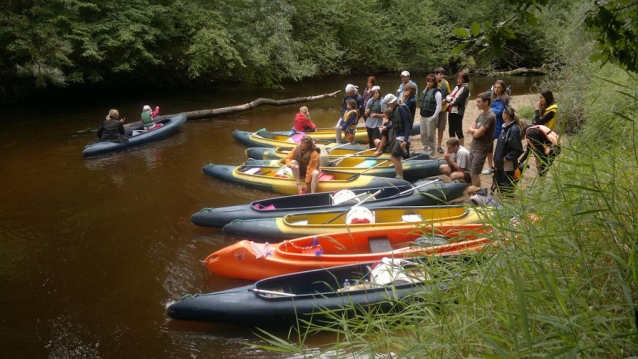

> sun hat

[
  {"left": 371, "top": 85, "right": 381, "bottom": 92},
  {"left": 383, "top": 94, "right": 398, "bottom": 104}
]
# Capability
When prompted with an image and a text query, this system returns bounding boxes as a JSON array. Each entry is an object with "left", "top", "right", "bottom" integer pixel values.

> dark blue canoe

[
  {"left": 167, "top": 254, "right": 469, "bottom": 326},
  {"left": 82, "top": 114, "right": 187, "bottom": 158},
  {"left": 191, "top": 179, "right": 467, "bottom": 227}
]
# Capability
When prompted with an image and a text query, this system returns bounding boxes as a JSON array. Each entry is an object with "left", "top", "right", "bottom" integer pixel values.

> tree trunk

[
  {"left": 488, "top": 68, "right": 547, "bottom": 76},
  {"left": 119, "top": 90, "right": 342, "bottom": 131}
]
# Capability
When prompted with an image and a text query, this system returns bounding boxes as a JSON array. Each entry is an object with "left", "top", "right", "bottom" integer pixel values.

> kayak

[
  {"left": 202, "top": 164, "right": 410, "bottom": 195},
  {"left": 246, "top": 146, "right": 428, "bottom": 160},
  {"left": 242, "top": 157, "right": 444, "bottom": 182},
  {"left": 167, "top": 254, "right": 470, "bottom": 326},
  {"left": 204, "top": 225, "right": 491, "bottom": 280},
  {"left": 83, "top": 114, "right": 187, "bottom": 157},
  {"left": 268, "top": 126, "right": 370, "bottom": 143},
  {"left": 222, "top": 205, "right": 484, "bottom": 240},
  {"left": 191, "top": 179, "right": 467, "bottom": 227},
  {"left": 233, "top": 129, "right": 344, "bottom": 148}
]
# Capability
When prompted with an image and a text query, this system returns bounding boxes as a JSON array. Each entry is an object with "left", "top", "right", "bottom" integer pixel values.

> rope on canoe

[{"left": 378, "top": 176, "right": 399, "bottom": 190}]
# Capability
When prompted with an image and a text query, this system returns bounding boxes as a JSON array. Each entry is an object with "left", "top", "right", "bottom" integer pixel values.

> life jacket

[
  {"left": 141, "top": 110, "right": 153, "bottom": 126},
  {"left": 293, "top": 144, "right": 318, "bottom": 178},
  {"left": 541, "top": 103, "right": 558, "bottom": 130},
  {"left": 368, "top": 98, "right": 382, "bottom": 114},
  {"left": 343, "top": 109, "right": 359, "bottom": 132},
  {"left": 419, "top": 87, "right": 441, "bottom": 117},
  {"left": 438, "top": 79, "right": 450, "bottom": 111},
  {"left": 390, "top": 103, "right": 410, "bottom": 136}
]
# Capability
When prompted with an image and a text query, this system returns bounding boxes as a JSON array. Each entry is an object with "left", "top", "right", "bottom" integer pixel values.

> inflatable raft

[
  {"left": 83, "top": 114, "right": 187, "bottom": 157},
  {"left": 204, "top": 225, "right": 491, "bottom": 280},
  {"left": 168, "top": 255, "right": 470, "bottom": 326},
  {"left": 222, "top": 205, "right": 484, "bottom": 240}
]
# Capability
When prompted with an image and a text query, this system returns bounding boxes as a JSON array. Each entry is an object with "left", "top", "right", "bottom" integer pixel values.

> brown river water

[{"left": 0, "top": 74, "right": 542, "bottom": 358}]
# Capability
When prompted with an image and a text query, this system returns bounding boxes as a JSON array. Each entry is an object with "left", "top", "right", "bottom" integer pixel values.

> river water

[{"left": 0, "top": 74, "right": 542, "bottom": 358}]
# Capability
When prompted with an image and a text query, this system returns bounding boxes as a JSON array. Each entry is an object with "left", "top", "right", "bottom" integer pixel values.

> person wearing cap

[
  {"left": 141, "top": 105, "right": 160, "bottom": 130},
  {"left": 396, "top": 71, "right": 418, "bottom": 104},
  {"left": 381, "top": 93, "right": 412, "bottom": 179},
  {"left": 364, "top": 86, "right": 386, "bottom": 148},
  {"left": 336, "top": 84, "right": 364, "bottom": 143},
  {"left": 285, "top": 135, "right": 321, "bottom": 194}
]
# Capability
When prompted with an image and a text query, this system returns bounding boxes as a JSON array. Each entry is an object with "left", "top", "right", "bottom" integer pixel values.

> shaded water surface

[{"left": 0, "top": 74, "right": 543, "bottom": 358}]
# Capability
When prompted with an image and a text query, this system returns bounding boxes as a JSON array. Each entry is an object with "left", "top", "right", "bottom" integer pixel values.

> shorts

[
  {"left": 452, "top": 170, "right": 472, "bottom": 183},
  {"left": 390, "top": 138, "right": 409, "bottom": 158},
  {"left": 469, "top": 149, "right": 489, "bottom": 175},
  {"left": 437, "top": 111, "right": 447, "bottom": 131}
]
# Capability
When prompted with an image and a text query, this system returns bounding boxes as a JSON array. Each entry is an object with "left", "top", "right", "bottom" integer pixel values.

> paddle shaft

[
  {"left": 329, "top": 148, "right": 373, "bottom": 164},
  {"left": 355, "top": 154, "right": 420, "bottom": 176},
  {"left": 250, "top": 288, "right": 297, "bottom": 297}
]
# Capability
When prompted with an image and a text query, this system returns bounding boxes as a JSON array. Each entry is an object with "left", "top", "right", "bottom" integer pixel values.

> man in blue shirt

[{"left": 396, "top": 71, "right": 418, "bottom": 104}]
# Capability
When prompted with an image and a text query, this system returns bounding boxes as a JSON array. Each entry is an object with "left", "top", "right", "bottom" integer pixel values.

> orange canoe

[{"left": 204, "top": 224, "right": 491, "bottom": 280}]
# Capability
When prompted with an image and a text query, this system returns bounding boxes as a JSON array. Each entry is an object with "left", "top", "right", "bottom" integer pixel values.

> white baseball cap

[
  {"left": 400, "top": 71, "right": 410, "bottom": 77},
  {"left": 383, "top": 94, "right": 398, "bottom": 104},
  {"left": 345, "top": 84, "right": 358, "bottom": 93},
  {"left": 371, "top": 85, "right": 381, "bottom": 92}
]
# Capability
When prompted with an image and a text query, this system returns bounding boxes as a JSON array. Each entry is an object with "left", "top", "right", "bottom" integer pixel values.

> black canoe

[
  {"left": 83, "top": 114, "right": 187, "bottom": 158},
  {"left": 191, "top": 179, "right": 467, "bottom": 227},
  {"left": 167, "top": 255, "right": 467, "bottom": 326}
]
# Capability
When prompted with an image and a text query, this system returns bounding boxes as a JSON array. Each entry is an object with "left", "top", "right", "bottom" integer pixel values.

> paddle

[
  {"left": 325, "top": 143, "right": 356, "bottom": 152},
  {"left": 323, "top": 189, "right": 383, "bottom": 224},
  {"left": 250, "top": 288, "right": 297, "bottom": 297},
  {"left": 354, "top": 155, "right": 420, "bottom": 176},
  {"left": 381, "top": 178, "right": 442, "bottom": 200},
  {"left": 329, "top": 148, "right": 374, "bottom": 165}
]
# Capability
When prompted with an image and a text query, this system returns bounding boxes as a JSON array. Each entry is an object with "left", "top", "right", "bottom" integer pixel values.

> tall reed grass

[{"left": 256, "top": 67, "right": 638, "bottom": 358}]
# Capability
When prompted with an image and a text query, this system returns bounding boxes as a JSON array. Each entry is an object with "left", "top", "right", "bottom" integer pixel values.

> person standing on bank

[
  {"left": 381, "top": 94, "right": 412, "bottom": 179},
  {"left": 364, "top": 86, "right": 385, "bottom": 148},
  {"left": 434, "top": 67, "right": 451, "bottom": 154},
  {"left": 467, "top": 92, "right": 496, "bottom": 188},
  {"left": 340, "top": 99, "right": 360, "bottom": 144},
  {"left": 492, "top": 105, "right": 524, "bottom": 195},
  {"left": 484, "top": 80, "right": 510, "bottom": 175},
  {"left": 446, "top": 72, "right": 470, "bottom": 146},
  {"left": 362, "top": 76, "right": 376, "bottom": 112},
  {"left": 533, "top": 88, "right": 558, "bottom": 130},
  {"left": 336, "top": 84, "right": 364, "bottom": 143},
  {"left": 520, "top": 124, "right": 561, "bottom": 177},
  {"left": 396, "top": 71, "right": 418, "bottom": 104},
  {"left": 419, "top": 74, "right": 442, "bottom": 157},
  {"left": 285, "top": 136, "right": 321, "bottom": 194},
  {"left": 402, "top": 83, "right": 417, "bottom": 120},
  {"left": 97, "top": 109, "right": 128, "bottom": 143}
]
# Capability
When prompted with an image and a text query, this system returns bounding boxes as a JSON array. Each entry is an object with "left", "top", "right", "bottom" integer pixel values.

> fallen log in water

[{"left": 488, "top": 68, "right": 547, "bottom": 76}]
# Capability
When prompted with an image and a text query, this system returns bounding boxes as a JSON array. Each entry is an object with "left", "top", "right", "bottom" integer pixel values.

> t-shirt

[
  {"left": 470, "top": 110, "right": 496, "bottom": 153},
  {"left": 452, "top": 145, "right": 470, "bottom": 171}
]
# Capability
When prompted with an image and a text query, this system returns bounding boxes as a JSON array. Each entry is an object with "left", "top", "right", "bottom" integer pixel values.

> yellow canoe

[
  {"left": 233, "top": 129, "right": 368, "bottom": 147},
  {"left": 203, "top": 164, "right": 410, "bottom": 195},
  {"left": 222, "top": 206, "right": 486, "bottom": 239}
]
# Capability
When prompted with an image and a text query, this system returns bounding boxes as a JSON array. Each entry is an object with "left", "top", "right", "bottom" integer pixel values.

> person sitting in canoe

[
  {"left": 285, "top": 136, "right": 321, "bottom": 195},
  {"left": 141, "top": 105, "right": 161, "bottom": 130},
  {"left": 97, "top": 109, "right": 128, "bottom": 143},
  {"left": 291, "top": 106, "right": 317, "bottom": 134}
]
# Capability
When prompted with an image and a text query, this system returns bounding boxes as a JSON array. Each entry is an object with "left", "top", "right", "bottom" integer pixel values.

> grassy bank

[{"left": 256, "top": 59, "right": 638, "bottom": 357}]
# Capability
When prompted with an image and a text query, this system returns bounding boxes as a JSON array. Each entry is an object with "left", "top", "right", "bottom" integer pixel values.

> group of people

[
  {"left": 290, "top": 69, "right": 561, "bottom": 196},
  {"left": 97, "top": 105, "right": 161, "bottom": 142}
]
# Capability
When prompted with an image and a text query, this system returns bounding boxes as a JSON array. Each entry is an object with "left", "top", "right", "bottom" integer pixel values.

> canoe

[
  {"left": 191, "top": 179, "right": 467, "bottom": 227},
  {"left": 233, "top": 129, "right": 341, "bottom": 148},
  {"left": 269, "top": 126, "right": 370, "bottom": 143},
  {"left": 83, "top": 114, "right": 187, "bottom": 158},
  {"left": 167, "top": 255, "right": 469, "bottom": 326},
  {"left": 243, "top": 157, "right": 444, "bottom": 182},
  {"left": 202, "top": 164, "right": 410, "bottom": 195},
  {"left": 223, "top": 205, "right": 484, "bottom": 240},
  {"left": 204, "top": 225, "right": 490, "bottom": 280},
  {"left": 246, "top": 146, "right": 429, "bottom": 161}
]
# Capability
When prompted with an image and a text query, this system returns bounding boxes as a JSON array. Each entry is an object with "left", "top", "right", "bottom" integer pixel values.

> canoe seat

[
  {"left": 354, "top": 159, "right": 378, "bottom": 168},
  {"left": 402, "top": 214, "right": 423, "bottom": 223},
  {"left": 319, "top": 173, "right": 334, "bottom": 181},
  {"left": 254, "top": 204, "right": 275, "bottom": 210},
  {"left": 244, "top": 167, "right": 261, "bottom": 175},
  {"left": 368, "top": 236, "right": 393, "bottom": 253}
]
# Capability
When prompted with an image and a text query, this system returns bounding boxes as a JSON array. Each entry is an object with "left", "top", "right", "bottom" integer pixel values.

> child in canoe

[
  {"left": 292, "top": 106, "right": 317, "bottom": 133},
  {"left": 141, "top": 105, "right": 161, "bottom": 130}
]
